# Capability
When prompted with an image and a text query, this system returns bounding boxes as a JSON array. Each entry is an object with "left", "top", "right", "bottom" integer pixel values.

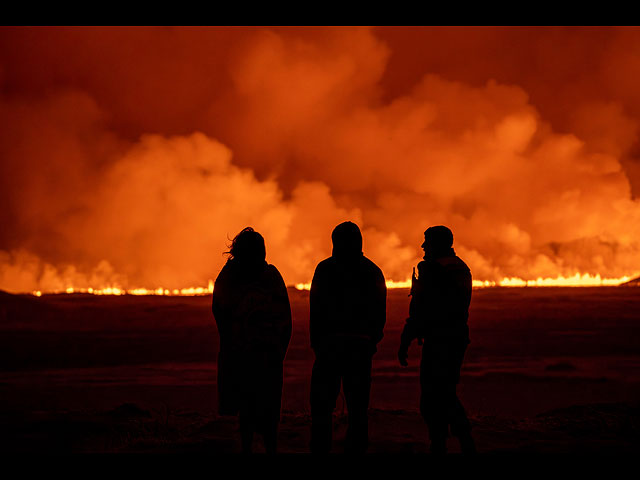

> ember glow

[
  {"left": 32, "top": 280, "right": 215, "bottom": 297},
  {"left": 2, "top": 27, "right": 640, "bottom": 294},
  {"left": 28, "top": 272, "right": 636, "bottom": 297}
]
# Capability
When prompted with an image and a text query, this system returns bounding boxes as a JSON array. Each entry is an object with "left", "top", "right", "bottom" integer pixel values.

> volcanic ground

[{"left": 1, "top": 287, "right": 639, "bottom": 454}]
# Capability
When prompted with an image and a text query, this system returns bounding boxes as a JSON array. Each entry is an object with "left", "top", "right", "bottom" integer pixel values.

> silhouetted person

[
  {"left": 212, "top": 227, "right": 292, "bottom": 454},
  {"left": 309, "top": 221, "right": 386, "bottom": 454},
  {"left": 398, "top": 226, "right": 476, "bottom": 454}
]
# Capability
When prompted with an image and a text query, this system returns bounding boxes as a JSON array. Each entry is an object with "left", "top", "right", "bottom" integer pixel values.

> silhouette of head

[
  {"left": 422, "top": 225, "right": 454, "bottom": 258},
  {"left": 331, "top": 221, "right": 363, "bottom": 259},
  {"left": 227, "top": 227, "right": 266, "bottom": 264}
]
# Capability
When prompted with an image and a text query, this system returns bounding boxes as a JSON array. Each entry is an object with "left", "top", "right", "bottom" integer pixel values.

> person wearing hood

[
  {"left": 309, "top": 221, "right": 387, "bottom": 454},
  {"left": 212, "top": 227, "right": 292, "bottom": 454},
  {"left": 398, "top": 225, "right": 476, "bottom": 454}
]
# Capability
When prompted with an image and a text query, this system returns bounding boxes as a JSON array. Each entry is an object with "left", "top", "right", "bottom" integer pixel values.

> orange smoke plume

[{"left": 1, "top": 27, "right": 640, "bottom": 293}]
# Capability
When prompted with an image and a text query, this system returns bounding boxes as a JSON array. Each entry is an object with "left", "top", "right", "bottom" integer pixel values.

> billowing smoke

[{"left": 1, "top": 27, "right": 640, "bottom": 291}]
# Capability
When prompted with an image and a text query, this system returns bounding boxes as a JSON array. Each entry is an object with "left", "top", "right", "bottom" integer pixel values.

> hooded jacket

[
  {"left": 402, "top": 250, "right": 471, "bottom": 346},
  {"left": 310, "top": 244, "right": 386, "bottom": 351}
]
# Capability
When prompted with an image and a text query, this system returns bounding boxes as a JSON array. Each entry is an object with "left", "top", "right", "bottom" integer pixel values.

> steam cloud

[{"left": 1, "top": 27, "right": 640, "bottom": 291}]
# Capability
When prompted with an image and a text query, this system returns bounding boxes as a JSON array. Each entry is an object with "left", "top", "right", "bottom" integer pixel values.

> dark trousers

[
  {"left": 420, "top": 340, "right": 471, "bottom": 443},
  {"left": 224, "top": 346, "right": 284, "bottom": 453},
  {"left": 310, "top": 341, "right": 373, "bottom": 454}
]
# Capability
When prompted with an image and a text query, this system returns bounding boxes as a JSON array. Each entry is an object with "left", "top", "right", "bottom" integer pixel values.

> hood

[{"left": 331, "top": 221, "right": 363, "bottom": 260}]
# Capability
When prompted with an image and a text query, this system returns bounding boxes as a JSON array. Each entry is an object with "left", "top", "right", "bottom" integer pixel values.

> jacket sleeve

[
  {"left": 309, "top": 263, "right": 327, "bottom": 350},
  {"left": 271, "top": 267, "right": 292, "bottom": 359},
  {"left": 371, "top": 267, "right": 387, "bottom": 345},
  {"left": 401, "top": 261, "right": 430, "bottom": 347},
  {"left": 211, "top": 265, "right": 231, "bottom": 339},
  {"left": 400, "top": 317, "right": 419, "bottom": 348}
]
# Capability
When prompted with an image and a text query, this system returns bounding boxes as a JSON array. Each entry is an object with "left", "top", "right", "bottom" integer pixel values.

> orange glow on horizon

[
  {"left": 2, "top": 28, "right": 640, "bottom": 297},
  {"left": 30, "top": 280, "right": 216, "bottom": 297},
  {"left": 25, "top": 273, "right": 638, "bottom": 297}
]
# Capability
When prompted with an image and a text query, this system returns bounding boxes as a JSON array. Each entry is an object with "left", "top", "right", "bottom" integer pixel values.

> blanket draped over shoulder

[{"left": 212, "top": 260, "right": 292, "bottom": 430}]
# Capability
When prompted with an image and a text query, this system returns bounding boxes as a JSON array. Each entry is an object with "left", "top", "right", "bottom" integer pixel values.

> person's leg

[
  {"left": 420, "top": 346, "right": 449, "bottom": 454},
  {"left": 446, "top": 385, "right": 474, "bottom": 454},
  {"left": 446, "top": 343, "right": 475, "bottom": 454},
  {"left": 239, "top": 410, "right": 254, "bottom": 454},
  {"left": 258, "top": 350, "right": 284, "bottom": 454},
  {"left": 310, "top": 355, "right": 341, "bottom": 454},
  {"left": 257, "top": 391, "right": 280, "bottom": 455},
  {"left": 342, "top": 350, "right": 372, "bottom": 454},
  {"left": 420, "top": 383, "right": 449, "bottom": 454},
  {"left": 263, "top": 423, "right": 277, "bottom": 454}
]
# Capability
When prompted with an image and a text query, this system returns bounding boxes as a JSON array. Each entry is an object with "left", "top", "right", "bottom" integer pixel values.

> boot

[
  {"left": 459, "top": 432, "right": 476, "bottom": 455},
  {"left": 430, "top": 438, "right": 447, "bottom": 455}
]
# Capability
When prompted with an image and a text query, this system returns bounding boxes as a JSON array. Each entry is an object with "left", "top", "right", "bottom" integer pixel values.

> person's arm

[
  {"left": 398, "top": 316, "right": 419, "bottom": 366},
  {"left": 211, "top": 263, "right": 233, "bottom": 340},
  {"left": 309, "top": 263, "right": 327, "bottom": 351},
  {"left": 371, "top": 267, "right": 387, "bottom": 346},
  {"left": 271, "top": 267, "right": 292, "bottom": 360},
  {"left": 398, "top": 262, "right": 428, "bottom": 365}
]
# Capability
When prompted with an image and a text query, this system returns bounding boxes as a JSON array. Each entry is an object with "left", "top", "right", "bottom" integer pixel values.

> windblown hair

[{"left": 225, "top": 227, "right": 266, "bottom": 263}]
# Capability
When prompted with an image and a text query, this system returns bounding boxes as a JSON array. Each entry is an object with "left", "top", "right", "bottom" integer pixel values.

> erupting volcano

[
  {"left": 2, "top": 27, "right": 640, "bottom": 293},
  {"left": 2, "top": 27, "right": 640, "bottom": 456}
]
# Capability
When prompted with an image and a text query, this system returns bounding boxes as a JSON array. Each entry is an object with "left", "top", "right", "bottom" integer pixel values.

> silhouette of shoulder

[
  {"left": 265, "top": 263, "right": 286, "bottom": 283},
  {"left": 362, "top": 255, "right": 385, "bottom": 278},
  {"left": 417, "top": 256, "right": 470, "bottom": 278},
  {"left": 437, "top": 255, "right": 470, "bottom": 272},
  {"left": 313, "top": 256, "right": 334, "bottom": 273},
  {"left": 314, "top": 255, "right": 384, "bottom": 279}
]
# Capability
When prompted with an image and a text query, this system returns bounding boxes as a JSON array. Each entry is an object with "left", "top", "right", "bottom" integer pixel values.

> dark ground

[{"left": 1, "top": 287, "right": 639, "bottom": 454}]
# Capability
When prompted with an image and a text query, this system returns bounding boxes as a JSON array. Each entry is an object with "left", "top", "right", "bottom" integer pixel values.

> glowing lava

[
  {"left": 32, "top": 280, "right": 215, "bottom": 297},
  {"left": 28, "top": 273, "right": 638, "bottom": 297}
]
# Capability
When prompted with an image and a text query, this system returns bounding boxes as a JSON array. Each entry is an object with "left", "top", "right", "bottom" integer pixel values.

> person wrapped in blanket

[{"left": 212, "top": 227, "right": 292, "bottom": 454}]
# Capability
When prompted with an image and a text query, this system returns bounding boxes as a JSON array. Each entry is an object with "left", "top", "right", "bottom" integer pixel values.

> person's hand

[{"left": 398, "top": 345, "right": 409, "bottom": 366}]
